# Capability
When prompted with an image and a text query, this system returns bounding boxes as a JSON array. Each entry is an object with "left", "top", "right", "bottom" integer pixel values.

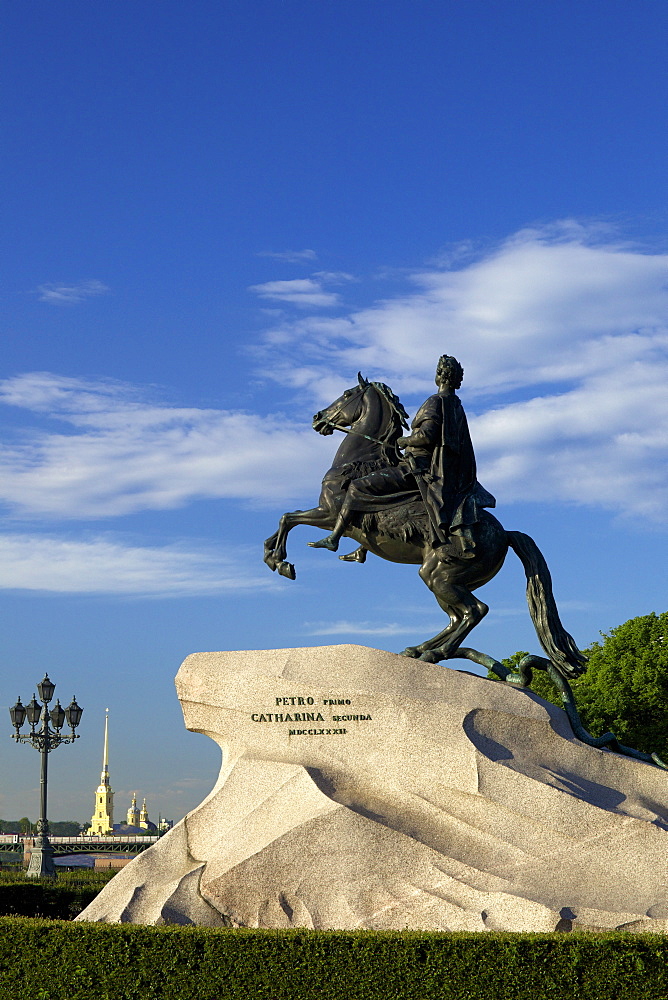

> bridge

[{"left": 0, "top": 834, "right": 160, "bottom": 857}]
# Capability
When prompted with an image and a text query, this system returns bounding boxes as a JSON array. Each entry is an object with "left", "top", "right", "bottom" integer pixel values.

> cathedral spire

[
  {"left": 90, "top": 709, "right": 114, "bottom": 834},
  {"left": 100, "top": 708, "right": 110, "bottom": 786}
]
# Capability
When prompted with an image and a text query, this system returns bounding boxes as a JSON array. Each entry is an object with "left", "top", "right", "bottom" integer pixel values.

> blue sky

[{"left": 2, "top": 0, "right": 667, "bottom": 825}]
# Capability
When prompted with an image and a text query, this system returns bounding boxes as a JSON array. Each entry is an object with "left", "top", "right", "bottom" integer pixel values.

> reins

[
  {"left": 321, "top": 382, "right": 402, "bottom": 449},
  {"left": 322, "top": 419, "right": 387, "bottom": 447}
]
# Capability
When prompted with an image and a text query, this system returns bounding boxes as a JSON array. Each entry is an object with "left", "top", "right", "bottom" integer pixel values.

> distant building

[
  {"left": 89, "top": 710, "right": 114, "bottom": 835},
  {"left": 126, "top": 793, "right": 140, "bottom": 828},
  {"left": 121, "top": 794, "right": 161, "bottom": 833},
  {"left": 88, "top": 713, "right": 174, "bottom": 838}
]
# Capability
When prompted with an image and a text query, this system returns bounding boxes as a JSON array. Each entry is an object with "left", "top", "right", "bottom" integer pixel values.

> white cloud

[
  {"left": 257, "top": 249, "right": 318, "bottom": 263},
  {"left": 472, "top": 364, "right": 668, "bottom": 518},
  {"left": 36, "top": 280, "right": 109, "bottom": 305},
  {"left": 0, "top": 533, "right": 273, "bottom": 595},
  {"left": 249, "top": 272, "right": 354, "bottom": 309},
  {"left": 304, "top": 620, "right": 432, "bottom": 636},
  {"left": 255, "top": 222, "right": 668, "bottom": 523},
  {"left": 249, "top": 278, "right": 340, "bottom": 308},
  {"left": 258, "top": 222, "right": 668, "bottom": 396},
  {"left": 4, "top": 223, "right": 668, "bottom": 527},
  {"left": 0, "top": 373, "right": 332, "bottom": 518},
  {"left": 312, "top": 271, "right": 356, "bottom": 283}
]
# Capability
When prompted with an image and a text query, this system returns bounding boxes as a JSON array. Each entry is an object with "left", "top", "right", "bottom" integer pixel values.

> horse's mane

[{"left": 369, "top": 381, "right": 410, "bottom": 432}]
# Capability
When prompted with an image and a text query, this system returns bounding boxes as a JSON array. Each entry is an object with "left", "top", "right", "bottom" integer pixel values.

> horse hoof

[
  {"left": 399, "top": 646, "right": 421, "bottom": 658},
  {"left": 419, "top": 650, "right": 443, "bottom": 664},
  {"left": 278, "top": 561, "right": 296, "bottom": 580},
  {"left": 264, "top": 555, "right": 277, "bottom": 572}
]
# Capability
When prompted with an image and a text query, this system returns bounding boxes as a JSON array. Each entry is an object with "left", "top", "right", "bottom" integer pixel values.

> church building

[
  {"left": 88, "top": 712, "right": 172, "bottom": 836},
  {"left": 126, "top": 794, "right": 157, "bottom": 831},
  {"left": 89, "top": 710, "right": 114, "bottom": 834}
]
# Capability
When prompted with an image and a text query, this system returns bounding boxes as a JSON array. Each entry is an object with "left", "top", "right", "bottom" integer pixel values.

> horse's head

[{"left": 312, "top": 372, "right": 369, "bottom": 436}]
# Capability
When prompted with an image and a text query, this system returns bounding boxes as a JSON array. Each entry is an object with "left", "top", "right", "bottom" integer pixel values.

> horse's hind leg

[
  {"left": 418, "top": 587, "right": 488, "bottom": 662},
  {"left": 401, "top": 555, "right": 488, "bottom": 662},
  {"left": 401, "top": 586, "right": 488, "bottom": 662}
]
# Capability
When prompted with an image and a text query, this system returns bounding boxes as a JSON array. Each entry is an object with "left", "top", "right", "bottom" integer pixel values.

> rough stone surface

[{"left": 78, "top": 644, "right": 668, "bottom": 931}]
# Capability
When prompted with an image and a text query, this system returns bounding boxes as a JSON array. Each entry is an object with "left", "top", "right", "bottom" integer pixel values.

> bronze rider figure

[{"left": 309, "top": 354, "right": 495, "bottom": 558}]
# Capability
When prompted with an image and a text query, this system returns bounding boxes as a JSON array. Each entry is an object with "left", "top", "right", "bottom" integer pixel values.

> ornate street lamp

[{"left": 9, "top": 675, "right": 83, "bottom": 878}]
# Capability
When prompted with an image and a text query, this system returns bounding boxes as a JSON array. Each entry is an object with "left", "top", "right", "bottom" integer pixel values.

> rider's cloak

[
  {"left": 339, "top": 391, "right": 495, "bottom": 544},
  {"left": 406, "top": 391, "right": 496, "bottom": 541}
]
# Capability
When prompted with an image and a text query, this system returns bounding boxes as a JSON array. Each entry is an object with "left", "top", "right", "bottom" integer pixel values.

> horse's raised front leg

[
  {"left": 264, "top": 506, "right": 336, "bottom": 580},
  {"left": 400, "top": 553, "right": 488, "bottom": 662}
]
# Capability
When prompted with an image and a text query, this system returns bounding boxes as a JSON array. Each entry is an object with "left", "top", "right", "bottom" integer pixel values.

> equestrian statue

[{"left": 263, "top": 355, "right": 665, "bottom": 768}]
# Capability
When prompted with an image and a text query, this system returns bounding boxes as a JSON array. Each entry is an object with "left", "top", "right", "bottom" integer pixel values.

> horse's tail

[{"left": 507, "top": 530, "right": 587, "bottom": 679}]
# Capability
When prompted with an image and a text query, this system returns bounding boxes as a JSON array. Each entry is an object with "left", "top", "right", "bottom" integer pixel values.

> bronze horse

[{"left": 264, "top": 374, "right": 586, "bottom": 680}]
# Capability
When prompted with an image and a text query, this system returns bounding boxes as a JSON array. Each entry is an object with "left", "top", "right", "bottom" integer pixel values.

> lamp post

[{"left": 9, "top": 676, "right": 83, "bottom": 878}]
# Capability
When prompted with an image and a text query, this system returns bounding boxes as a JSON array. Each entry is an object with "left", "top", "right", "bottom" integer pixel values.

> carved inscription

[
  {"left": 249, "top": 695, "right": 373, "bottom": 736},
  {"left": 251, "top": 712, "right": 325, "bottom": 722},
  {"left": 289, "top": 728, "right": 347, "bottom": 736}
]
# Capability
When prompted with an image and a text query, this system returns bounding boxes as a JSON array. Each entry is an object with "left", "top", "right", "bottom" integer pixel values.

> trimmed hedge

[
  {"left": 0, "top": 871, "right": 117, "bottom": 919},
  {"left": 1, "top": 919, "right": 667, "bottom": 1000}
]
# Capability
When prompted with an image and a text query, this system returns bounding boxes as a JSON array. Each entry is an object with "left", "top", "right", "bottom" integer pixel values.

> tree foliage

[
  {"left": 503, "top": 611, "right": 668, "bottom": 760},
  {"left": 0, "top": 819, "right": 82, "bottom": 835},
  {"left": 50, "top": 821, "right": 83, "bottom": 836}
]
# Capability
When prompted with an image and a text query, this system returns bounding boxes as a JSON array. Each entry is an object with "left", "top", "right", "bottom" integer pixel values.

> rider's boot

[
  {"left": 308, "top": 513, "right": 346, "bottom": 551},
  {"left": 339, "top": 546, "right": 367, "bottom": 563}
]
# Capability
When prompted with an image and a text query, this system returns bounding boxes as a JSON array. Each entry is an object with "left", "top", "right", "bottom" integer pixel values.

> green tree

[
  {"left": 49, "top": 821, "right": 83, "bottom": 836},
  {"left": 503, "top": 611, "right": 668, "bottom": 760},
  {"left": 0, "top": 820, "right": 21, "bottom": 834}
]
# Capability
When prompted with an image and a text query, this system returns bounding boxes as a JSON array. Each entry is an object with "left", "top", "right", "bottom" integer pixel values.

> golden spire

[
  {"left": 100, "top": 708, "right": 110, "bottom": 786},
  {"left": 90, "top": 708, "right": 114, "bottom": 834}
]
